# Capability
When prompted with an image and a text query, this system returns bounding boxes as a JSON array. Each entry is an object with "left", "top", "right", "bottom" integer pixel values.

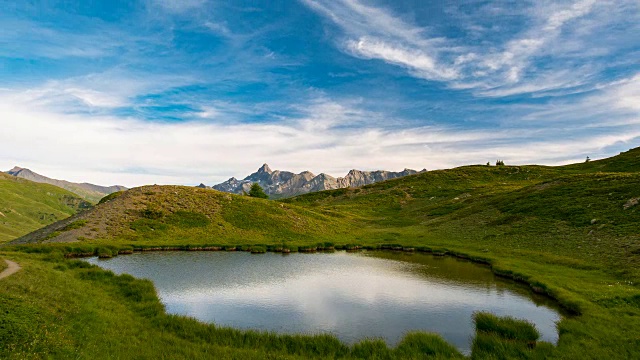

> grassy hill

[
  {"left": 10, "top": 185, "right": 355, "bottom": 247},
  {"left": 562, "top": 147, "right": 640, "bottom": 173},
  {"left": 283, "top": 165, "right": 640, "bottom": 278},
  {"left": 0, "top": 173, "right": 91, "bottom": 243},
  {"left": 2, "top": 148, "right": 640, "bottom": 358}
]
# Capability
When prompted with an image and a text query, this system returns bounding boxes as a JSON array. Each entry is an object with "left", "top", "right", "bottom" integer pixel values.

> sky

[{"left": 1, "top": 0, "right": 639, "bottom": 187}]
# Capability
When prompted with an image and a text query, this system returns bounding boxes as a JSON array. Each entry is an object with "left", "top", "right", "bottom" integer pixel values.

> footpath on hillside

[{"left": 0, "top": 259, "right": 21, "bottom": 280}]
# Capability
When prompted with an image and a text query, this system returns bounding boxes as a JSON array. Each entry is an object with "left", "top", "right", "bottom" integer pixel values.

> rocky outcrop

[
  {"left": 210, "top": 164, "right": 423, "bottom": 198},
  {"left": 6, "top": 166, "right": 127, "bottom": 203}
]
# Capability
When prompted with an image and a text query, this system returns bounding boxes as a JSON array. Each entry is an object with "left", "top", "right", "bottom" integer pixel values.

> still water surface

[{"left": 87, "top": 251, "right": 561, "bottom": 354}]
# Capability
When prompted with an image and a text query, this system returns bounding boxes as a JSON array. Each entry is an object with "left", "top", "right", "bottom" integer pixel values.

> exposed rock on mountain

[
  {"left": 210, "top": 164, "right": 422, "bottom": 198},
  {"left": 6, "top": 166, "right": 127, "bottom": 203}
]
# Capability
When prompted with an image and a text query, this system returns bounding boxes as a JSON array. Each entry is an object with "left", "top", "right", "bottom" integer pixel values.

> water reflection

[{"left": 86, "top": 251, "right": 562, "bottom": 354}]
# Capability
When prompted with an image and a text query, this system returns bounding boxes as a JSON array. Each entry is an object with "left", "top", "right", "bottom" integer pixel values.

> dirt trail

[{"left": 0, "top": 259, "right": 20, "bottom": 280}]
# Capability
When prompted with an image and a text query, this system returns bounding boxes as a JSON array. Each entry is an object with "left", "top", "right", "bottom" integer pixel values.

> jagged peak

[
  {"left": 317, "top": 173, "right": 336, "bottom": 180},
  {"left": 257, "top": 163, "right": 273, "bottom": 174}
]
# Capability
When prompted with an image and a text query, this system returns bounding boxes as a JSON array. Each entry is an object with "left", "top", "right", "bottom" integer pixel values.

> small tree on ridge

[{"left": 248, "top": 183, "right": 269, "bottom": 199}]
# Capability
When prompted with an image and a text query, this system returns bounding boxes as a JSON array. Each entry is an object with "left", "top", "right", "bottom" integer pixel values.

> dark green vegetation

[
  {"left": 2, "top": 147, "right": 640, "bottom": 358},
  {"left": 249, "top": 182, "right": 269, "bottom": 199},
  {"left": 472, "top": 313, "right": 554, "bottom": 359},
  {"left": 0, "top": 173, "right": 91, "bottom": 243}
]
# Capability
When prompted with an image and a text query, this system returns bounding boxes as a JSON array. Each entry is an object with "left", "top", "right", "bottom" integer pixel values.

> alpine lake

[{"left": 86, "top": 250, "right": 563, "bottom": 355}]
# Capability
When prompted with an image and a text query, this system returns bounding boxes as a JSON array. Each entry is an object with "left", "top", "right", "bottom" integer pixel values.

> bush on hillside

[
  {"left": 248, "top": 183, "right": 268, "bottom": 199},
  {"left": 98, "top": 191, "right": 124, "bottom": 205}
]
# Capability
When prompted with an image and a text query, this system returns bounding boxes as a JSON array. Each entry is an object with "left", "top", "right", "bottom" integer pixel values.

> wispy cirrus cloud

[
  {"left": 1, "top": 69, "right": 195, "bottom": 115},
  {"left": 302, "top": 0, "right": 640, "bottom": 97},
  {"left": 0, "top": 18, "right": 128, "bottom": 61},
  {"left": 149, "top": 0, "right": 207, "bottom": 13},
  {"left": 302, "top": 0, "right": 456, "bottom": 81},
  {"left": 520, "top": 74, "right": 640, "bottom": 126}
]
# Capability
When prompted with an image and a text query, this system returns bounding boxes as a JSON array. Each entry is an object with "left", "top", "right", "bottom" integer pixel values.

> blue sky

[{"left": 1, "top": 0, "right": 639, "bottom": 186}]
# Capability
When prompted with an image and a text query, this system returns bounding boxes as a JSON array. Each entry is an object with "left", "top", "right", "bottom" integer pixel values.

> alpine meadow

[{"left": 1, "top": 1, "right": 639, "bottom": 359}]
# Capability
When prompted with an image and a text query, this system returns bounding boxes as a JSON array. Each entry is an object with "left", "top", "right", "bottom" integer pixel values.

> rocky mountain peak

[
  {"left": 257, "top": 163, "right": 273, "bottom": 174},
  {"left": 7, "top": 166, "right": 27, "bottom": 175},
  {"left": 8, "top": 166, "right": 24, "bottom": 172},
  {"left": 210, "top": 164, "right": 422, "bottom": 199}
]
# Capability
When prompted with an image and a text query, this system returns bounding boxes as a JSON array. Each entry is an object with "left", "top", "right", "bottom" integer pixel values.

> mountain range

[
  {"left": 205, "top": 164, "right": 424, "bottom": 198},
  {"left": 6, "top": 166, "right": 127, "bottom": 203}
]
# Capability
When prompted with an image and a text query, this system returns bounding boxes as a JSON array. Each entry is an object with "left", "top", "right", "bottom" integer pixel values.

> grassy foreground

[
  {"left": 2, "top": 148, "right": 640, "bottom": 358},
  {"left": 1, "top": 250, "right": 555, "bottom": 359}
]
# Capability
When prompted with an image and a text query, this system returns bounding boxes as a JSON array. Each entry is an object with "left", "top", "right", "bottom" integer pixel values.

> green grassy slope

[
  {"left": 283, "top": 158, "right": 640, "bottom": 279},
  {"left": 10, "top": 185, "right": 355, "bottom": 246},
  {"left": 3, "top": 148, "right": 640, "bottom": 358},
  {"left": 562, "top": 147, "right": 640, "bottom": 173},
  {"left": 0, "top": 173, "right": 91, "bottom": 243}
]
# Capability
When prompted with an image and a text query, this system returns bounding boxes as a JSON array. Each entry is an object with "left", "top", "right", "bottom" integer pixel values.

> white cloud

[
  {"left": 1, "top": 89, "right": 638, "bottom": 187},
  {"left": 472, "top": 0, "right": 597, "bottom": 86},
  {"left": 301, "top": 0, "right": 429, "bottom": 47},
  {"left": 1, "top": 70, "right": 195, "bottom": 112},
  {"left": 518, "top": 74, "right": 640, "bottom": 125},
  {"left": 303, "top": 0, "right": 639, "bottom": 97},
  {"left": 302, "top": 0, "right": 457, "bottom": 81},
  {"left": 613, "top": 75, "right": 640, "bottom": 112},
  {"left": 346, "top": 38, "right": 458, "bottom": 81},
  {"left": 204, "top": 21, "right": 231, "bottom": 36}
]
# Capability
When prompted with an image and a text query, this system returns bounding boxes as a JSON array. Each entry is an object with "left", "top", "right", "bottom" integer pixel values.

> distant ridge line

[
  {"left": 207, "top": 164, "right": 425, "bottom": 198},
  {"left": 5, "top": 166, "right": 127, "bottom": 203}
]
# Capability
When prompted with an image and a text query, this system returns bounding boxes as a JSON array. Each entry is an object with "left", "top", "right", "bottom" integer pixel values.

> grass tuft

[{"left": 474, "top": 312, "right": 540, "bottom": 342}]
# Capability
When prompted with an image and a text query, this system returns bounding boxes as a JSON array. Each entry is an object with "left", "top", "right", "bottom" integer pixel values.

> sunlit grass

[{"left": 2, "top": 147, "right": 640, "bottom": 358}]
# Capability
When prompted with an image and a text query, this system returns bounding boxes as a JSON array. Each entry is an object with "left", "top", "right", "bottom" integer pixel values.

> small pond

[{"left": 86, "top": 251, "right": 562, "bottom": 354}]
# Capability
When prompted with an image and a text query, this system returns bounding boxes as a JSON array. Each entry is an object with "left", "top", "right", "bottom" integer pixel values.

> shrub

[
  {"left": 141, "top": 206, "right": 164, "bottom": 219},
  {"left": 248, "top": 183, "right": 269, "bottom": 199},
  {"left": 96, "top": 247, "right": 113, "bottom": 258},
  {"left": 98, "top": 191, "right": 124, "bottom": 204}
]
